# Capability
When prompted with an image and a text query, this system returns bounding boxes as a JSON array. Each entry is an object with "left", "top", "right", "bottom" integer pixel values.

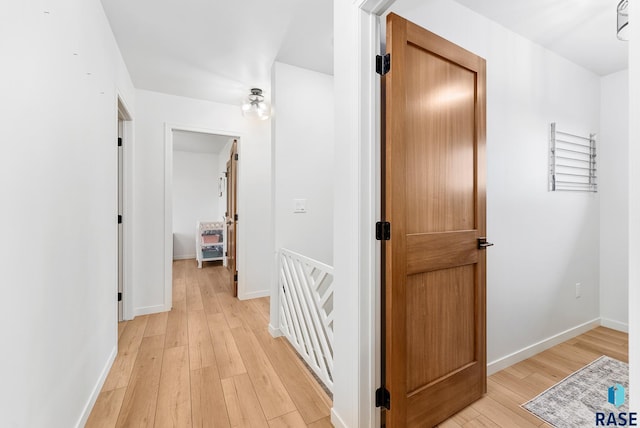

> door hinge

[
  {"left": 376, "top": 221, "right": 390, "bottom": 241},
  {"left": 376, "top": 387, "right": 390, "bottom": 409},
  {"left": 118, "top": 292, "right": 122, "bottom": 302},
  {"left": 117, "top": 137, "right": 122, "bottom": 147},
  {"left": 376, "top": 53, "right": 390, "bottom": 75},
  {"left": 225, "top": 251, "right": 228, "bottom": 257},
  {"left": 233, "top": 273, "right": 238, "bottom": 282},
  {"left": 234, "top": 153, "right": 239, "bottom": 161},
  {"left": 234, "top": 214, "right": 238, "bottom": 221},
  {"left": 118, "top": 215, "right": 122, "bottom": 224}
]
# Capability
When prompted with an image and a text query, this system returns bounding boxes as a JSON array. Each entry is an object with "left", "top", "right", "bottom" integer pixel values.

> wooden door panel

[
  {"left": 384, "top": 13, "right": 486, "bottom": 427},
  {"left": 406, "top": 265, "right": 476, "bottom": 392},
  {"left": 406, "top": 231, "right": 478, "bottom": 274},
  {"left": 406, "top": 363, "right": 484, "bottom": 427},
  {"left": 405, "top": 45, "right": 476, "bottom": 235}
]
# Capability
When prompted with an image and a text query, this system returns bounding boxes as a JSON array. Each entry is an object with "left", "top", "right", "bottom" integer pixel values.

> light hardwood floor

[
  {"left": 86, "top": 259, "right": 333, "bottom": 428},
  {"left": 87, "top": 259, "right": 628, "bottom": 427},
  {"left": 437, "top": 326, "right": 628, "bottom": 427}
]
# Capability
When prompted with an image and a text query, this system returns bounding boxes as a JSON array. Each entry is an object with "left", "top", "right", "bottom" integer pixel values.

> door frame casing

[
  {"left": 331, "top": 1, "right": 392, "bottom": 427},
  {"left": 356, "top": 4, "right": 384, "bottom": 428},
  {"left": 164, "top": 124, "right": 243, "bottom": 312},
  {"left": 117, "top": 94, "right": 134, "bottom": 321}
]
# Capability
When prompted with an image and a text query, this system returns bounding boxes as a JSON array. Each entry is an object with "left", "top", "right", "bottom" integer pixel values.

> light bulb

[
  {"left": 241, "top": 88, "right": 271, "bottom": 120},
  {"left": 617, "top": 0, "right": 629, "bottom": 41}
]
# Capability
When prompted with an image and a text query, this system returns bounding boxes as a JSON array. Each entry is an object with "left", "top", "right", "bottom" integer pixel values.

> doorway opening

[{"left": 165, "top": 125, "right": 241, "bottom": 309}]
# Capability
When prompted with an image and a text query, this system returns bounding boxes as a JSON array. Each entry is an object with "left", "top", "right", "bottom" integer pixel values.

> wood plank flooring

[
  {"left": 87, "top": 260, "right": 332, "bottom": 428},
  {"left": 438, "top": 326, "right": 628, "bottom": 427},
  {"left": 87, "top": 258, "right": 628, "bottom": 427}
]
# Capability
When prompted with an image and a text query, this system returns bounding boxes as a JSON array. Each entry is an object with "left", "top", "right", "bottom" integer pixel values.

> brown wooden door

[
  {"left": 226, "top": 140, "right": 238, "bottom": 297},
  {"left": 383, "top": 13, "right": 487, "bottom": 427}
]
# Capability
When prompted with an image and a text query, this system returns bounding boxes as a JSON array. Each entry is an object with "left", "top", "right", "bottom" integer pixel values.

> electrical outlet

[{"left": 575, "top": 282, "right": 581, "bottom": 299}]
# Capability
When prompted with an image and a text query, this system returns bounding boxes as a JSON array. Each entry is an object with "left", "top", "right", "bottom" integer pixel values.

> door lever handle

[{"left": 478, "top": 237, "right": 494, "bottom": 249}]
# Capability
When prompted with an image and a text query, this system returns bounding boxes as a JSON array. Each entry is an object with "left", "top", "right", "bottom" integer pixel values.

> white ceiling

[
  {"left": 452, "top": 0, "right": 628, "bottom": 76},
  {"left": 100, "top": 0, "right": 627, "bottom": 106},
  {"left": 173, "top": 130, "right": 232, "bottom": 154},
  {"left": 100, "top": 0, "right": 333, "bottom": 105}
]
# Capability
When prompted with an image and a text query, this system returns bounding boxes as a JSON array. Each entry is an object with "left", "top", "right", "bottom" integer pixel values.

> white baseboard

[
  {"left": 269, "top": 324, "right": 283, "bottom": 337},
  {"left": 600, "top": 317, "right": 629, "bottom": 333},
  {"left": 75, "top": 345, "right": 117, "bottom": 428},
  {"left": 172, "top": 254, "right": 195, "bottom": 261},
  {"left": 238, "top": 289, "right": 270, "bottom": 300},
  {"left": 487, "top": 317, "right": 601, "bottom": 376},
  {"left": 134, "top": 304, "right": 167, "bottom": 317},
  {"left": 331, "top": 409, "right": 349, "bottom": 428}
]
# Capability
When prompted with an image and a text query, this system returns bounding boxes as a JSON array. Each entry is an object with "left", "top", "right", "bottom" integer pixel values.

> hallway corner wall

[
  {"left": 0, "top": 1, "right": 135, "bottom": 426},
  {"left": 272, "top": 61, "right": 335, "bottom": 266},
  {"left": 627, "top": 0, "right": 640, "bottom": 411},
  {"left": 599, "top": 69, "right": 629, "bottom": 332}
]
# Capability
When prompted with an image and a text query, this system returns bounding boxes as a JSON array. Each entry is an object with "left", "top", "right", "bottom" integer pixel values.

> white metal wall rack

[{"left": 549, "top": 122, "right": 597, "bottom": 192}]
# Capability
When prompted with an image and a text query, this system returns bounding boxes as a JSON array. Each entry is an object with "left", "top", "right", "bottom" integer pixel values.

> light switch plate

[{"left": 294, "top": 199, "right": 307, "bottom": 213}]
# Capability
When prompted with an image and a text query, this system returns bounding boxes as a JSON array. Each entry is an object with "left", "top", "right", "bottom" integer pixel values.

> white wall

[
  {"left": 386, "top": 0, "right": 601, "bottom": 368},
  {"left": 628, "top": 0, "right": 639, "bottom": 411},
  {"left": 172, "top": 150, "right": 220, "bottom": 259},
  {"left": 133, "top": 89, "right": 272, "bottom": 312},
  {"left": 600, "top": 70, "right": 629, "bottom": 332},
  {"left": 272, "top": 62, "right": 335, "bottom": 265},
  {"left": 0, "top": 1, "right": 135, "bottom": 427},
  {"left": 331, "top": 2, "right": 368, "bottom": 426}
]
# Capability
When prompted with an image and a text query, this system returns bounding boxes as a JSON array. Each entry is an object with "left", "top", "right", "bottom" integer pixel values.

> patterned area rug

[{"left": 522, "top": 356, "right": 628, "bottom": 427}]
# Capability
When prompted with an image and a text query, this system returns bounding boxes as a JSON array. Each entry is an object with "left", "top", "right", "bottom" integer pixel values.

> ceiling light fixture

[
  {"left": 241, "top": 88, "right": 271, "bottom": 120},
  {"left": 617, "top": 0, "right": 629, "bottom": 41}
]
